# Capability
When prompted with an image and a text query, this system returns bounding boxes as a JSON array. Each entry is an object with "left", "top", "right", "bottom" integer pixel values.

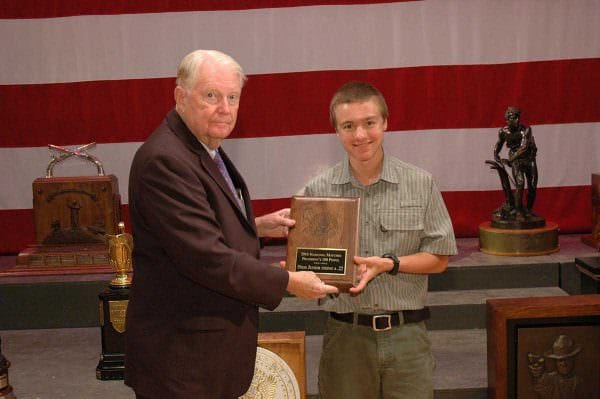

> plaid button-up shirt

[{"left": 302, "top": 153, "right": 457, "bottom": 313}]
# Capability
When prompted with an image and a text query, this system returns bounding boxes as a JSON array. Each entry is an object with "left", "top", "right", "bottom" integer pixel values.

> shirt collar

[
  {"left": 197, "top": 139, "right": 217, "bottom": 159},
  {"left": 332, "top": 151, "right": 400, "bottom": 185}
]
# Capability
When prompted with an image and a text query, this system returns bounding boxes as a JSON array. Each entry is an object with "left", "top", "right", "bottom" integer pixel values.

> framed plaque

[
  {"left": 286, "top": 196, "right": 360, "bottom": 292},
  {"left": 487, "top": 295, "right": 600, "bottom": 399}
]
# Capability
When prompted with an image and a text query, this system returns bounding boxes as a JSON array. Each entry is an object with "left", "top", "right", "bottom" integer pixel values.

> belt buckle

[{"left": 372, "top": 314, "right": 392, "bottom": 331}]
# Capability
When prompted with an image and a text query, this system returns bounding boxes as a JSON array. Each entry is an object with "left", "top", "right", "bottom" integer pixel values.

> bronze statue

[{"left": 486, "top": 107, "right": 544, "bottom": 229}]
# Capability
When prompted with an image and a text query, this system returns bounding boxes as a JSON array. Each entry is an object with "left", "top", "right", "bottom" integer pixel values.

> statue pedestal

[
  {"left": 96, "top": 287, "right": 129, "bottom": 380},
  {"left": 479, "top": 221, "right": 559, "bottom": 256}
]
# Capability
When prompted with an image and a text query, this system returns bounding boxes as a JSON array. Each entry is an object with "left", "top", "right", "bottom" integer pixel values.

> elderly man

[
  {"left": 301, "top": 81, "right": 457, "bottom": 399},
  {"left": 125, "top": 49, "right": 338, "bottom": 399}
]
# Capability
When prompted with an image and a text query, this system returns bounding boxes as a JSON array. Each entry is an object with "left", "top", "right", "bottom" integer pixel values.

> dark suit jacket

[{"left": 124, "top": 110, "right": 289, "bottom": 398}]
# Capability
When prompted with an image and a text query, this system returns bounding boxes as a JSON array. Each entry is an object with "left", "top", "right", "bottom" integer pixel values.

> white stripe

[
  {"left": 226, "top": 122, "right": 600, "bottom": 196},
  {"left": 1, "top": 122, "right": 598, "bottom": 209},
  {"left": 2, "top": 0, "right": 599, "bottom": 84}
]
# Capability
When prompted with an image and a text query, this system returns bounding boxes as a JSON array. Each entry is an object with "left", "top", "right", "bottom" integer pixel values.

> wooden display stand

[
  {"left": 258, "top": 331, "right": 306, "bottom": 399},
  {"left": 581, "top": 173, "right": 600, "bottom": 249},
  {"left": 16, "top": 175, "right": 121, "bottom": 274}
]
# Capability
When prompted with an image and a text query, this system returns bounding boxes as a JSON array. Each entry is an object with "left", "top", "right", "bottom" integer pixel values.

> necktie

[{"left": 213, "top": 151, "right": 245, "bottom": 212}]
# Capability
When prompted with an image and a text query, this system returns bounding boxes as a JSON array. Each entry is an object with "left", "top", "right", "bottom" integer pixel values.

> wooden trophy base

[
  {"left": 479, "top": 221, "right": 559, "bottom": 256},
  {"left": 10, "top": 243, "right": 112, "bottom": 276},
  {"left": 96, "top": 287, "right": 129, "bottom": 380}
]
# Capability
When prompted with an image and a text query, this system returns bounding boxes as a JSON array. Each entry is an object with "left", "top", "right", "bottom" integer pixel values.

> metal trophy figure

[
  {"left": 480, "top": 107, "right": 558, "bottom": 255},
  {"left": 46, "top": 142, "right": 105, "bottom": 177},
  {"left": 0, "top": 337, "right": 16, "bottom": 399},
  {"left": 107, "top": 222, "right": 133, "bottom": 288},
  {"left": 96, "top": 222, "right": 133, "bottom": 380},
  {"left": 486, "top": 106, "right": 543, "bottom": 229}
]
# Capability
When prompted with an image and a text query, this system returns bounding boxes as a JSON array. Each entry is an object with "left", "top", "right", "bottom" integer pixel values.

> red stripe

[
  {"left": 0, "top": 186, "right": 591, "bottom": 254},
  {"left": 1, "top": 59, "right": 599, "bottom": 148},
  {"left": 0, "top": 0, "right": 416, "bottom": 19}
]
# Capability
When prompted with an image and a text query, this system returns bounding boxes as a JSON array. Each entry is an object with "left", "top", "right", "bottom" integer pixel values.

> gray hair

[{"left": 176, "top": 50, "right": 247, "bottom": 89}]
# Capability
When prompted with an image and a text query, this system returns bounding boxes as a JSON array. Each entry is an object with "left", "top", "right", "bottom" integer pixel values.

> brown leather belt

[{"left": 330, "top": 308, "right": 430, "bottom": 331}]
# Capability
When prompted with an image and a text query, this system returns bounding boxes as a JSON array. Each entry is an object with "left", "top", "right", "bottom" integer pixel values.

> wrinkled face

[
  {"left": 175, "top": 60, "right": 242, "bottom": 149},
  {"left": 334, "top": 99, "right": 387, "bottom": 164},
  {"left": 556, "top": 358, "right": 575, "bottom": 376}
]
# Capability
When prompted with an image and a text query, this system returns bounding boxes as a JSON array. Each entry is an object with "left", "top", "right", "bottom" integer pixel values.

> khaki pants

[{"left": 318, "top": 316, "right": 435, "bottom": 399}]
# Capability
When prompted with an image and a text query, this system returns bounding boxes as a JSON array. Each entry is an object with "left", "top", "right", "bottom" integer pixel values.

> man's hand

[
  {"left": 349, "top": 255, "right": 394, "bottom": 294},
  {"left": 255, "top": 208, "right": 295, "bottom": 238},
  {"left": 287, "top": 271, "right": 339, "bottom": 299}
]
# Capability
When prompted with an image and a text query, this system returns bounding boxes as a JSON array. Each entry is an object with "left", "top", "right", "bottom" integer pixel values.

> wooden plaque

[
  {"left": 487, "top": 295, "right": 600, "bottom": 399},
  {"left": 17, "top": 174, "right": 121, "bottom": 269},
  {"left": 286, "top": 196, "right": 360, "bottom": 292}
]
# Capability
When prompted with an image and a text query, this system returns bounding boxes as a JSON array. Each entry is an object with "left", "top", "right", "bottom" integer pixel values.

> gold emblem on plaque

[{"left": 108, "top": 300, "right": 129, "bottom": 333}]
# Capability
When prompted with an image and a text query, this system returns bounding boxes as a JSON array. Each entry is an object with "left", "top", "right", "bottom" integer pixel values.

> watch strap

[{"left": 382, "top": 253, "right": 399, "bottom": 275}]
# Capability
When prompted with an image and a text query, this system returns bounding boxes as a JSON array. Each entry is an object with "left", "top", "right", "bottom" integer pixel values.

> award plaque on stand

[
  {"left": 0, "top": 337, "right": 16, "bottom": 399},
  {"left": 96, "top": 222, "right": 132, "bottom": 380},
  {"left": 286, "top": 196, "right": 360, "bottom": 292},
  {"left": 16, "top": 143, "right": 121, "bottom": 274}
]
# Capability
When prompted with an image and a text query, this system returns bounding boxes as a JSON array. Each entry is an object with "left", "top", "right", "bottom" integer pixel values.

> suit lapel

[{"left": 166, "top": 110, "right": 256, "bottom": 233}]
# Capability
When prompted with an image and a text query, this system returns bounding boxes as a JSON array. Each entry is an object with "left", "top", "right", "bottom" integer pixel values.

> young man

[
  {"left": 125, "top": 50, "right": 338, "bottom": 399},
  {"left": 302, "top": 82, "right": 457, "bottom": 399}
]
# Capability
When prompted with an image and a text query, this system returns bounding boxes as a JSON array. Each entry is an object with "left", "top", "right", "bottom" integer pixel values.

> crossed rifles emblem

[{"left": 46, "top": 142, "right": 105, "bottom": 177}]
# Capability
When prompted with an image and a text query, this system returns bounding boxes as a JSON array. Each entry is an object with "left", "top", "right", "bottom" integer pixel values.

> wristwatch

[{"left": 382, "top": 253, "right": 400, "bottom": 275}]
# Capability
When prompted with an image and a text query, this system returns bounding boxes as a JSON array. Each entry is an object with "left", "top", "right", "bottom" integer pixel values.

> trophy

[
  {"left": 0, "top": 337, "right": 16, "bottom": 399},
  {"left": 286, "top": 196, "right": 360, "bottom": 292},
  {"left": 479, "top": 107, "right": 558, "bottom": 255},
  {"left": 96, "top": 222, "right": 132, "bottom": 380},
  {"left": 17, "top": 143, "right": 121, "bottom": 272}
]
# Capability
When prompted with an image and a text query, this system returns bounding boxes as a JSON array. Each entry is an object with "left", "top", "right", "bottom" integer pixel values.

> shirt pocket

[{"left": 378, "top": 205, "right": 425, "bottom": 252}]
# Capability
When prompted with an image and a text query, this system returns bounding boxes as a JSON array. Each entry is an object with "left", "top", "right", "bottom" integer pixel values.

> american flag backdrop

[{"left": 1, "top": 1, "right": 599, "bottom": 254}]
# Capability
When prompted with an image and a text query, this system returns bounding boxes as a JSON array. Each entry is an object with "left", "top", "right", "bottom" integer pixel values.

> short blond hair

[
  {"left": 176, "top": 49, "right": 247, "bottom": 89},
  {"left": 329, "top": 82, "right": 389, "bottom": 127}
]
